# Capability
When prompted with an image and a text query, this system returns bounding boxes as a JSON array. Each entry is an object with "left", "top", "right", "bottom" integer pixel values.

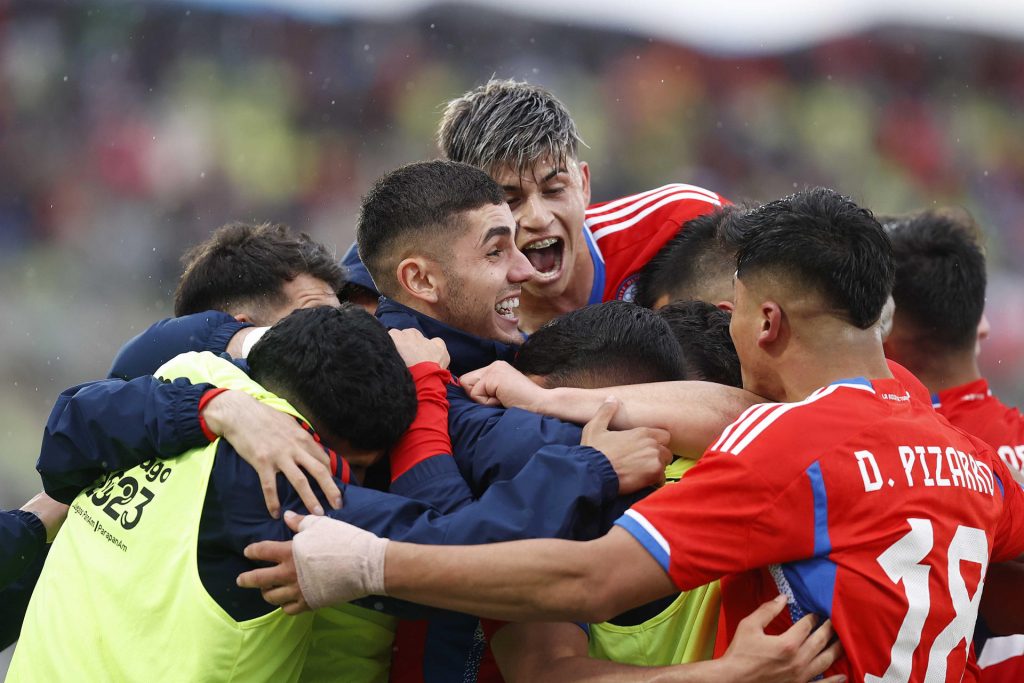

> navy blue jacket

[{"left": 0, "top": 514, "right": 46, "bottom": 649}]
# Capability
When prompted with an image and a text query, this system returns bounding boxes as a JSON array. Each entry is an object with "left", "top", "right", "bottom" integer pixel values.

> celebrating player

[{"left": 242, "top": 188, "right": 1024, "bottom": 683}]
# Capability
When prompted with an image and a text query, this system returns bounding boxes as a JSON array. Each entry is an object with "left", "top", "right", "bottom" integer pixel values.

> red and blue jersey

[
  {"left": 583, "top": 184, "right": 725, "bottom": 304},
  {"left": 933, "top": 378, "right": 1024, "bottom": 683},
  {"left": 617, "top": 376, "right": 1024, "bottom": 682}
]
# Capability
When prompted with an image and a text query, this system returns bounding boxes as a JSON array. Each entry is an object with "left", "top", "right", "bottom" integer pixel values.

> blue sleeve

[
  {"left": 335, "top": 444, "right": 616, "bottom": 545},
  {"left": 446, "top": 386, "right": 584, "bottom": 494},
  {"left": 389, "top": 455, "right": 474, "bottom": 514},
  {"left": 37, "top": 376, "right": 212, "bottom": 504},
  {"left": 109, "top": 311, "right": 250, "bottom": 380},
  {"left": 0, "top": 509, "right": 45, "bottom": 589},
  {"left": 0, "top": 540, "right": 48, "bottom": 649}
]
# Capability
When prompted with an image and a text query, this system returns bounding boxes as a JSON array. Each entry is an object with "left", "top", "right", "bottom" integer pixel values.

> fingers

[
  {"left": 584, "top": 397, "right": 619, "bottom": 435},
  {"left": 237, "top": 563, "right": 291, "bottom": 590},
  {"left": 807, "top": 637, "right": 843, "bottom": 680},
  {"left": 243, "top": 539, "right": 293, "bottom": 565},
  {"left": 301, "top": 452, "right": 342, "bottom": 510},
  {"left": 781, "top": 612, "right": 818, "bottom": 646},
  {"left": 281, "top": 461, "right": 325, "bottom": 517},
  {"left": 281, "top": 598, "right": 311, "bottom": 615},
  {"left": 745, "top": 594, "right": 789, "bottom": 629},
  {"left": 284, "top": 509, "right": 306, "bottom": 533},
  {"left": 262, "top": 584, "right": 302, "bottom": 607},
  {"left": 260, "top": 472, "right": 281, "bottom": 520}
]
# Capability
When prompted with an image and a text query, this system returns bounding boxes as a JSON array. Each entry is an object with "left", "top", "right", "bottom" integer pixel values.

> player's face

[
  {"left": 494, "top": 158, "right": 591, "bottom": 301},
  {"left": 261, "top": 273, "right": 341, "bottom": 325},
  {"left": 435, "top": 202, "right": 533, "bottom": 345}
]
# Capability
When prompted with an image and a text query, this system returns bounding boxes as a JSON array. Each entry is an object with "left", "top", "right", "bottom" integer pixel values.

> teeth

[
  {"left": 524, "top": 237, "right": 558, "bottom": 250},
  {"left": 495, "top": 296, "right": 520, "bottom": 319}
]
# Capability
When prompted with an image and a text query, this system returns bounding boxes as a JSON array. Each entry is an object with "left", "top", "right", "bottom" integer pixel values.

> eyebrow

[
  {"left": 500, "top": 168, "right": 568, "bottom": 192},
  {"left": 480, "top": 225, "right": 512, "bottom": 246}
]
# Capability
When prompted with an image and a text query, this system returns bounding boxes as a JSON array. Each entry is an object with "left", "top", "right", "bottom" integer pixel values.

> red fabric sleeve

[
  {"left": 197, "top": 387, "right": 230, "bottom": 442},
  {"left": 389, "top": 362, "right": 453, "bottom": 481}
]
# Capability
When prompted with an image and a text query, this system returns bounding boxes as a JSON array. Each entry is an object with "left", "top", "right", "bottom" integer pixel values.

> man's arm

[
  {"left": 108, "top": 310, "right": 250, "bottom": 380},
  {"left": 491, "top": 606, "right": 842, "bottom": 683},
  {"left": 460, "top": 362, "right": 760, "bottom": 457}
]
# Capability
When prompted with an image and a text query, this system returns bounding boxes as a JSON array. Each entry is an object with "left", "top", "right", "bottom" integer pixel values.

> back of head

[
  {"left": 883, "top": 209, "right": 986, "bottom": 354},
  {"left": 513, "top": 301, "right": 685, "bottom": 389},
  {"left": 731, "top": 188, "right": 893, "bottom": 329},
  {"left": 356, "top": 160, "right": 504, "bottom": 296},
  {"left": 174, "top": 222, "right": 342, "bottom": 319},
  {"left": 438, "top": 78, "right": 585, "bottom": 178},
  {"left": 658, "top": 300, "right": 742, "bottom": 388},
  {"left": 247, "top": 305, "right": 417, "bottom": 453},
  {"left": 635, "top": 206, "right": 742, "bottom": 309}
]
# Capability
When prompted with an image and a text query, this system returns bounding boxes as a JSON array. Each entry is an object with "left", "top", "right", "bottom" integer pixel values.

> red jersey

[
  {"left": 616, "top": 377, "right": 1024, "bottom": 682},
  {"left": 934, "top": 378, "right": 1024, "bottom": 683},
  {"left": 935, "top": 379, "right": 1024, "bottom": 485},
  {"left": 583, "top": 184, "right": 725, "bottom": 303}
]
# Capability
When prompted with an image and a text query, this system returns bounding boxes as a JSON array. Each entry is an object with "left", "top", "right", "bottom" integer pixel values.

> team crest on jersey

[{"left": 616, "top": 273, "right": 641, "bottom": 302}]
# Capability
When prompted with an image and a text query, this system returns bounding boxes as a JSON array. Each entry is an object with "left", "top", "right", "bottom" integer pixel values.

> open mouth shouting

[
  {"left": 521, "top": 236, "right": 564, "bottom": 282},
  {"left": 495, "top": 294, "right": 520, "bottom": 321}
]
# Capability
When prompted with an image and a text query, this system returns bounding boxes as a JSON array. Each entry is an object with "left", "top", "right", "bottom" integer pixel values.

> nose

[
  {"left": 515, "top": 193, "right": 553, "bottom": 234},
  {"left": 508, "top": 246, "right": 535, "bottom": 284}
]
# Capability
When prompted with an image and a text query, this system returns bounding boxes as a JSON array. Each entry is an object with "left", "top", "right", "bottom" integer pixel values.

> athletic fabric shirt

[
  {"left": 933, "top": 378, "right": 1024, "bottom": 683},
  {"left": 583, "top": 183, "right": 725, "bottom": 304},
  {"left": 616, "top": 376, "right": 1024, "bottom": 683},
  {"left": 934, "top": 378, "right": 1024, "bottom": 485}
]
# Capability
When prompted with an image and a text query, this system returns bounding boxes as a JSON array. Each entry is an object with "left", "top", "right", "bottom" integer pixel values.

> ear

[
  {"left": 233, "top": 313, "right": 251, "bottom": 323},
  {"left": 715, "top": 300, "right": 735, "bottom": 313},
  {"left": 757, "top": 301, "right": 783, "bottom": 348},
  {"left": 577, "top": 160, "right": 591, "bottom": 206},
  {"left": 652, "top": 293, "right": 671, "bottom": 310},
  {"left": 396, "top": 257, "right": 441, "bottom": 305}
]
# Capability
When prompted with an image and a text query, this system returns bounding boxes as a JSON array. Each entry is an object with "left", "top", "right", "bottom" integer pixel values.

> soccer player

[
  {"left": 882, "top": 209, "right": 1024, "bottom": 681},
  {"left": 634, "top": 206, "right": 744, "bottom": 310},
  {"left": 437, "top": 78, "right": 727, "bottom": 332},
  {"left": 8, "top": 306, "right": 419, "bottom": 682},
  {"left": 244, "top": 188, "right": 1024, "bottom": 683},
  {"left": 110, "top": 221, "right": 343, "bottom": 383}
]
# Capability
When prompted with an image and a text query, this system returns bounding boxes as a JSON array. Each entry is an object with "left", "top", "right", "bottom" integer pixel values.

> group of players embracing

[{"left": 3, "top": 79, "right": 1024, "bottom": 683}]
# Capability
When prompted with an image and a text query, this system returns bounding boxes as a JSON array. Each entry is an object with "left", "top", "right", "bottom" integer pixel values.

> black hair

[
  {"left": 513, "top": 301, "right": 685, "bottom": 388},
  {"left": 174, "top": 222, "right": 342, "bottom": 318},
  {"left": 883, "top": 209, "right": 986, "bottom": 351},
  {"left": 248, "top": 305, "right": 417, "bottom": 452},
  {"left": 732, "top": 188, "right": 893, "bottom": 329},
  {"left": 635, "top": 206, "right": 741, "bottom": 309},
  {"left": 356, "top": 160, "right": 505, "bottom": 296},
  {"left": 658, "top": 301, "right": 742, "bottom": 388}
]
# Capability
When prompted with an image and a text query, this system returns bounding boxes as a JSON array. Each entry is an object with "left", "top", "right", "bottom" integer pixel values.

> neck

[
  {"left": 518, "top": 237, "right": 594, "bottom": 334},
  {"left": 776, "top": 333, "right": 893, "bottom": 403},
  {"left": 903, "top": 351, "right": 981, "bottom": 395}
]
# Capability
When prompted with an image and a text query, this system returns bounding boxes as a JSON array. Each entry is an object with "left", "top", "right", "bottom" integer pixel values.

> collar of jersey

[
  {"left": 583, "top": 225, "right": 606, "bottom": 305},
  {"left": 829, "top": 376, "right": 875, "bottom": 392}
]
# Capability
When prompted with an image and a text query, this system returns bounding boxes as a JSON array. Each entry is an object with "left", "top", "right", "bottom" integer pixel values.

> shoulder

[
  {"left": 709, "top": 383, "right": 875, "bottom": 458},
  {"left": 585, "top": 183, "right": 724, "bottom": 238}
]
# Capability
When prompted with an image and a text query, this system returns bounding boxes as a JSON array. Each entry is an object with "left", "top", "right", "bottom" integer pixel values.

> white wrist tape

[
  {"left": 239, "top": 326, "right": 270, "bottom": 359},
  {"left": 292, "top": 516, "right": 389, "bottom": 609}
]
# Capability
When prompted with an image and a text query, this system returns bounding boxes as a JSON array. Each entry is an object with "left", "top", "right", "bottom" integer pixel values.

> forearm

[
  {"left": 0, "top": 510, "right": 45, "bottom": 587},
  {"left": 535, "top": 382, "right": 760, "bottom": 457},
  {"left": 384, "top": 537, "right": 612, "bottom": 623}
]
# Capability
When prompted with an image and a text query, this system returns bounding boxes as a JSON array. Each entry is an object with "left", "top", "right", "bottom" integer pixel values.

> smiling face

[
  {"left": 434, "top": 202, "right": 534, "bottom": 345},
  {"left": 494, "top": 158, "right": 592, "bottom": 303}
]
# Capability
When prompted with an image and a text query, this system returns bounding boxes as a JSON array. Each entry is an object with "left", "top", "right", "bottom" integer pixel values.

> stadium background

[{"left": 2, "top": 0, "right": 1024, "bottom": 670}]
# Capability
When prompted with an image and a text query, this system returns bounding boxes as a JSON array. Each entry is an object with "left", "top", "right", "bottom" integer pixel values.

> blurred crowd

[{"left": 1, "top": 0, "right": 1023, "bottom": 500}]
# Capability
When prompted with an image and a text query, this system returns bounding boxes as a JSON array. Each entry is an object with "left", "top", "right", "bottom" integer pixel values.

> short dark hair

[
  {"left": 438, "top": 79, "right": 585, "bottom": 178},
  {"left": 513, "top": 301, "right": 685, "bottom": 388},
  {"left": 248, "top": 305, "right": 417, "bottom": 452},
  {"left": 658, "top": 301, "right": 742, "bottom": 388},
  {"left": 732, "top": 188, "right": 893, "bottom": 329},
  {"left": 356, "top": 160, "right": 504, "bottom": 296},
  {"left": 174, "top": 222, "right": 342, "bottom": 318},
  {"left": 635, "top": 206, "right": 741, "bottom": 308},
  {"left": 883, "top": 209, "right": 986, "bottom": 351}
]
